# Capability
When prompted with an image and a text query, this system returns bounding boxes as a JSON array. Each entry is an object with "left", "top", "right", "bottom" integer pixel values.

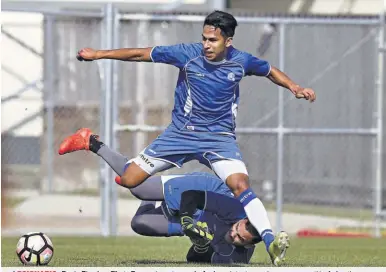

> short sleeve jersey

[{"left": 151, "top": 43, "right": 271, "bottom": 134}]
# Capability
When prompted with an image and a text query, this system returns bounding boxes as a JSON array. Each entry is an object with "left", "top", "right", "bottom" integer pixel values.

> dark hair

[
  {"left": 245, "top": 221, "right": 262, "bottom": 244},
  {"left": 203, "top": 10, "right": 238, "bottom": 38}
]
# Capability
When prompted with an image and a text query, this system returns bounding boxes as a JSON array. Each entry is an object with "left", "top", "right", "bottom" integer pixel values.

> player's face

[
  {"left": 225, "top": 219, "right": 255, "bottom": 247},
  {"left": 202, "top": 25, "right": 232, "bottom": 62}
]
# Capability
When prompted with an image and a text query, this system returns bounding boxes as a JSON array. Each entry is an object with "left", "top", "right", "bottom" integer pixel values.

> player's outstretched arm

[
  {"left": 267, "top": 66, "right": 316, "bottom": 102},
  {"left": 76, "top": 47, "right": 153, "bottom": 62}
]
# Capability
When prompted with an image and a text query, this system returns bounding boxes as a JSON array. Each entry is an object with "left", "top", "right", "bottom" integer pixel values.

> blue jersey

[
  {"left": 151, "top": 43, "right": 271, "bottom": 134},
  {"left": 199, "top": 192, "right": 257, "bottom": 264},
  {"left": 162, "top": 172, "right": 234, "bottom": 217},
  {"left": 162, "top": 174, "right": 254, "bottom": 264}
]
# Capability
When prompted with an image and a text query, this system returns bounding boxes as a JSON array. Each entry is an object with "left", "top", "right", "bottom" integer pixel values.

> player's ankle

[{"left": 89, "top": 135, "right": 104, "bottom": 153}]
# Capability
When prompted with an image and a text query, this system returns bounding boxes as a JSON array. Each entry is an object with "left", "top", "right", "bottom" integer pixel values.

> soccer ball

[{"left": 16, "top": 232, "right": 54, "bottom": 266}]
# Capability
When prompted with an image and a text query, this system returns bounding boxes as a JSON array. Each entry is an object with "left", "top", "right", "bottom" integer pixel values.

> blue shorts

[{"left": 143, "top": 123, "right": 244, "bottom": 168}]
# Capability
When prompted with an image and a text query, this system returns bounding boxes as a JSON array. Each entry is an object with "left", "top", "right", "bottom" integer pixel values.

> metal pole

[
  {"left": 44, "top": 15, "right": 55, "bottom": 193},
  {"left": 276, "top": 24, "right": 285, "bottom": 232},
  {"left": 374, "top": 3, "right": 385, "bottom": 238},
  {"left": 99, "top": 10, "right": 107, "bottom": 237},
  {"left": 115, "top": 124, "right": 378, "bottom": 135},
  {"left": 110, "top": 6, "right": 120, "bottom": 236},
  {"left": 276, "top": 23, "right": 286, "bottom": 233},
  {"left": 135, "top": 21, "right": 149, "bottom": 155},
  {"left": 2, "top": 7, "right": 103, "bottom": 17},
  {"left": 210, "top": 0, "right": 226, "bottom": 10},
  {"left": 99, "top": 5, "right": 107, "bottom": 237},
  {"left": 120, "top": 13, "right": 380, "bottom": 25},
  {"left": 100, "top": 2, "right": 114, "bottom": 237}
]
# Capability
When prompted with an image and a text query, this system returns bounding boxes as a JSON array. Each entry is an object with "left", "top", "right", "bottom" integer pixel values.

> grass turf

[{"left": 2, "top": 236, "right": 386, "bottom": 267}]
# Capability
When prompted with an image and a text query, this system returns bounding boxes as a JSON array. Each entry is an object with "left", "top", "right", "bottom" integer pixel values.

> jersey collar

[{"left": 203, "top": 57, "right": 227, "bottom": 65}]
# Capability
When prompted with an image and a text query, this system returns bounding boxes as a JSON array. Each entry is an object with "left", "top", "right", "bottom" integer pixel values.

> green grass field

[{"left": 2, "top": 236, "right": 386, "bottom": 267}]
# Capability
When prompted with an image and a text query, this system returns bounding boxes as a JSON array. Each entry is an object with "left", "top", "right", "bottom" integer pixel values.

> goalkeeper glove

[
  {"left": 189, "top": 222, "right": 213, "bottom": 253},
  {"left": 181, "top": 216, "right": 214, "bottom": 245}
]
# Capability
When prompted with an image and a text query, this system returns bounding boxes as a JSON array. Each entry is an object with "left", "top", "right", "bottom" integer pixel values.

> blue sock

[
  {"left": 237, "top": 188, "right": 257, "bottom": 207},
  {"left": 261, "top": 229, "right": 275, "bottom": 251},
  {"left": 237, "top": 188, "right": 274, "bottom": 251},
  {"left": 167, "top": 222, "right": 183, "bottom": 236}
]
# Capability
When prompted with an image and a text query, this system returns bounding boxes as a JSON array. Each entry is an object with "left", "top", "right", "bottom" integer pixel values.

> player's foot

[
  {"left": 58, "top": 128, "right": 99, "bottom": 155},
  {"left": 268, "top": 231, "right": 290, "bottom": 266}
]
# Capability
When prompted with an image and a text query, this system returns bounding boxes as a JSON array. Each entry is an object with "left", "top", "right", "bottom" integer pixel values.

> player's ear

[{"left": 225, "top": 37, "right": 233, "bottom": 47}]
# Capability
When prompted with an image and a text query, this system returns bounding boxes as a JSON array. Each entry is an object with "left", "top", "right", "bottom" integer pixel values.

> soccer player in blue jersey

[
  {"left": 132, "top": 188, "right": 265, "bottom": 264},
  {"left": 126, "top": 173, "right": 262, "bottom": 264},
  {"left": 59, "top": 10, "right": 315, "bottom": 266},
  {"left": 57, "top": 136, "right": 259, "bottom": 263}
]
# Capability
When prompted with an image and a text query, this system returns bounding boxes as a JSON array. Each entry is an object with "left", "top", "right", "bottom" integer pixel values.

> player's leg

[
  {"left": 203, "top": 145, "right": 289, "bottom": 266},
  {"left": 211, "top": 159, "right": 289, "bottom": 265},
  {"left": 128, "top": 176, "right": 164, "bottom": 200},
  {"left": 85, "top": 136, "right": 164, "bottom": 198},
  {"left": 131, "top": 202, "right": 183, "bottom": 237},
  {"left": 112, "top": 124, "right": 190, "bottom": 188},
  {"left": 131, "top": 202, "right": 169, "bottom": 236},
  {"left": 58, "top": 128, "right": 151, "bottom": 186},
  {"left": 198, "top": 134, "right": 278, "bottom": 247},
  {"left": 209, "top": 159, "right": 272, "bottom": 236},
  {"left": 58, "top": 128, "right": 176, "bottom": 189}
]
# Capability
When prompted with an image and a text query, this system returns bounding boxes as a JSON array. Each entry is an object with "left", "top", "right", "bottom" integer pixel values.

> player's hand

[
  {"left": 181, "top": 216, "right": 214, "bottom": 242},
  {"left": 291, "top": 86, "right": 316, "bottom": 102},
  {"left": 189, "top": 222, "right": 212, "bottom": 252},
  {"left": 77, "top": 48, "right": 98, "bottom": 61}
]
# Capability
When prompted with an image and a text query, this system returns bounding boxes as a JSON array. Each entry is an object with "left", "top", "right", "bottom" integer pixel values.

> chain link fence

[
  {"left": 115, "top": 14, "right": 384, "bottom": 232},
  {"left": 2, "top": 15, "right": 105, "bottom": 195},
  {"left": 2, "top": 13, "right": 44, "bottom": 190},
  {"left": 43, "top": 16, "right": 104, "bottom": 193}
]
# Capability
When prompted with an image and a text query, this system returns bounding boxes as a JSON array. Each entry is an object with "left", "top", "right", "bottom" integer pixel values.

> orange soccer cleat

[
  {"left": 58, "top": 128, "right": 97, "bottom": 155},
  {"left": 115, "top": 176, "right": 122, "bottom": 185}
]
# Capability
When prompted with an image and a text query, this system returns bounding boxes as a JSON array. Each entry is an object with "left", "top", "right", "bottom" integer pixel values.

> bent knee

[
  {"left": 120, "top": 163, "right": 150, "bottom": 189},
  {"left": 120, "top": 175, "right": 141, "bottom": 189},
  {"left": 131, "top": 216, "right": 151, "bottom": 236},
  {"left": 226, "top": 174, "right": 250, "bottom": 197}
]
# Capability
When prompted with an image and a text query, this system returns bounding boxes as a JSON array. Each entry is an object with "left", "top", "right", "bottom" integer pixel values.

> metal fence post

[
  {"left": 276, "top": 23, "right": 286, "bottom": 233},
  {"left": 374, "top": 10, "right": 385, "bottom": 238},
  {"left": 110, "top": 7, "right": 120, "bottom": 236},
  {"left": 135, "top": 21, "right": 149, "bottom": 155},
  {"left": 44, "top": 15, "right": 55, "bottom": 194},
  {"left": 100, "top": 2, "right": 115, "bottom": 237},
  {"left": 98, "top": 5, "right": 106, "bottom": 237}
]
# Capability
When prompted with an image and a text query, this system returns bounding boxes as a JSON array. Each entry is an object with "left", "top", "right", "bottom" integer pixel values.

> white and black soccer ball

[{"left": 16, "top": 232, "right": 54, "bottom": 266}]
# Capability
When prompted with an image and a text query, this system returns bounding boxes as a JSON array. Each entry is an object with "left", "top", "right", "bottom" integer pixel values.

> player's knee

[
  {"left": 120, "top": 162, "right": 150, "bottom": 189},
  {"left": 131, "top": 216, "right": 151, "bottom": 235},
  {"left": 120, "top": 175, "right": 140, "bottom": 189},
  {"left": 120, "top": 172, "right": 144, "bottom": 189},
  {"left": 226, "top": 174, "right": 250, "bottom": 197}
]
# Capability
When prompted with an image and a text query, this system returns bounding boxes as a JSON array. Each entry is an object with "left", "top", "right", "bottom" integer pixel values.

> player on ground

[
  {"left": 57, "top": 135, "right": 261, "bottom": 264},
  {"left": 179, "top": 189, "right": 288, "bottom": 264},
  {"left": 60, "top": 10, "right": 315, "bottom": 265},
  {"left": 99, "top": 151, "right": 266, "bottom": 264},
  {"left": 133, "top": 189, "right": 269, "bottom": 264},
  {"left": 127, "top": 174, "right": 264, "bottom": 264}
]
